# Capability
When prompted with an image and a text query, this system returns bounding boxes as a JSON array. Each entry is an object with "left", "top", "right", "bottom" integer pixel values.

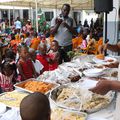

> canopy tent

[
  {"left": 0, "top": 0, "right": 94, "bottom": 10},
  {"left": 0, "top": 0, "right": 94, "bottom": 32}
]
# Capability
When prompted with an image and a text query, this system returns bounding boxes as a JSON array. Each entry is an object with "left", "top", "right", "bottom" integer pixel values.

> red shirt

[
  {"left": 48, "top": 53, "right": 58, "bottom": 71},
  {"left": 36, "top": 54, "right": 49, "bottom": 71},
  {"left": 18, "top": 59, "right": 34, "bottom": 80}
]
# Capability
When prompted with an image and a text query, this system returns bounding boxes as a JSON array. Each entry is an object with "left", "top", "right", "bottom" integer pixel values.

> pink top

[
  {"left": 0, "top": 73, "right": 14, "bottom": 92},
  {"left": 81, "top": 40, "right": 87, "bottom": 49}
]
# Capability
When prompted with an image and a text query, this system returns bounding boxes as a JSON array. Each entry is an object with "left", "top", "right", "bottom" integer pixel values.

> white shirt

[
  {"left": 32, "top": 60, "right": 44, "bottom": 74},
  {"left": 51, "top": 16, "right": 73, "bottom": 46},
  {"left": 14, "top": 20, "right": 21, "bottom": 29}
]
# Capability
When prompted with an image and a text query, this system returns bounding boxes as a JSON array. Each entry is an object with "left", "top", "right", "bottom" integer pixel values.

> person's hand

[
  {"left": 89, "top": 79, "right": 112, "bottom": 95},
  {"left": 62, "top": 21, "right": 69, "bottom": 28},
  {"left": 56, "top": 18, "right": 63, "bottom": 25},
  {"left": 98, "top": 43, "right": 108, "bottom": 54}
]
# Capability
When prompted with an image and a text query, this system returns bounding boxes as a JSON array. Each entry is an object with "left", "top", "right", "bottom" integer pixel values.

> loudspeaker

[{"left": 94, "top": 0, "right": 113, "bottom": 13}]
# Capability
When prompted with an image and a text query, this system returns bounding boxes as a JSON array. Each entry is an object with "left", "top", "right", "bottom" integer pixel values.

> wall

[
  {"left": 105, "top": 0, "right": 120, "bottom": 55},
  {"left": 107, "top": 0, "right": 120, "bottom": 44}
]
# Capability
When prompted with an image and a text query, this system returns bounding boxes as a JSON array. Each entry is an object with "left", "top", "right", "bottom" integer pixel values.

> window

[
  {"left": 45, "top": 12, "right": 53, "bottom": 21},
  {"left": 23, "top": 10, "right": 28, "bottom": 20}
]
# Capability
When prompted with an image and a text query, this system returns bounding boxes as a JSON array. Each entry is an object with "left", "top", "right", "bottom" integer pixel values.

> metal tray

[
  {"left": 0, "top": 91, "right": 29, "bottom": 108},
  {"left": 50, "top": 85, "right": 115, "bottom": 113},
  {"left": 51, "top": 108, "right": 88, "bottom": 120},
  {"left": 14, "top": 78, "right": 59, "bottom": 95}
]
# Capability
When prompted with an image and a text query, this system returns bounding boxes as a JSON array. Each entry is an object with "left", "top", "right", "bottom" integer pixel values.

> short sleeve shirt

[
  {"left": 14, "top": 20, "right": 22, "bottom": 29},
  {"left": 51, "top": 16, "right": 73, "bottom": 47},
  {"left": 32, "top": 60, "right": 44, "bottom": 74}
]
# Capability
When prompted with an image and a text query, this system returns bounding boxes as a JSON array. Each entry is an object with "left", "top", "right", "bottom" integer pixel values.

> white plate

[
  {"left": 88, "top": 117, "right": 107, "bottom": 120},
  {"left": 83, "top": 68, "right": 106, "bottom": 77},
  {"left": 93, "top": 56, "right": 117, "bottom": 65},
  {"left": 62, "top": 62, "right": 79, "bottom": 68},
  {"left": 0, "top": 103, "right": 6, "bottom": 114}
]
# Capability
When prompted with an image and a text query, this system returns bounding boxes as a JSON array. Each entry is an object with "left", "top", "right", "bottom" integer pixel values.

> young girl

[
  {"left": 0, "top": 58, "right": 17, "bottom": 92},
  {"left": 48, "top": 40, "right": 59, "bottom": 71},
  {"left": 17, "top": 43, "right": 37, "bottom": 81},
  {"left": 80, "top": 34, "right": 87, "bottom": 49}
]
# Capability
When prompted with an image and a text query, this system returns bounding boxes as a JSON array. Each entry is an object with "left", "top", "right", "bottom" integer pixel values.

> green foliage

[
  {"left": 38, "top": 9, "right": 50, "bottom": 33},
  {"left": 67, "top": 51, "right": 82, "bottom": 59}
]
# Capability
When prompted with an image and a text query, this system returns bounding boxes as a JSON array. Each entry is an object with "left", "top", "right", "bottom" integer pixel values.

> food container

[
  {"left": 14, "top": 78, "right": 59, "bottom": 95},
  {"left": 50, "top": 85, "right": 114, "bottom": 113},
  {"left": 51, "top": 107, "right": 87, "bottom": 120},
  {"left": 0, "top": 91, "right": 29, "bottom": 107}
]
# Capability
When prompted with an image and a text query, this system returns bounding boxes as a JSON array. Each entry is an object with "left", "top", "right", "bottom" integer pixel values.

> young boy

[
  {"left": 36, "top": 42, "right": 49, "bottom": 71},
  {"left": 20, "top": 92, "right": 51, "bottom": 120},
  {"left": 29, "top": 48, "right": 44, "bottom": 75}
]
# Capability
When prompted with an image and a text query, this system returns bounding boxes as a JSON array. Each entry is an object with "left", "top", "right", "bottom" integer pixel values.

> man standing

[
  {"left": 14, "top": 17, "right": 22, "bottom": 33},
  {"left": 50, "top": 4, "right": 76, "bottom": 64}
]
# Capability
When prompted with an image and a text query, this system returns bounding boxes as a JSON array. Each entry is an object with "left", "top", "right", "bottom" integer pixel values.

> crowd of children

[{"left": 0, "top": 26, "right": 61, "bottom": 93}]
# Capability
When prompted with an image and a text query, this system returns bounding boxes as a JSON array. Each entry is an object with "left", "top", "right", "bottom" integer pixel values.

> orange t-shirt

[
  {"left": 10, "top": 39, "right": 21, "bottom": 53},
  {"left": 30, "top": 38, "right": 40, "bottom": 50}
]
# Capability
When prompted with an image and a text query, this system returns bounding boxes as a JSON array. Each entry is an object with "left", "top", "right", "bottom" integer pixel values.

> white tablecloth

[{"left": 1, "top": 55, "right": 120, "bottom": 120}]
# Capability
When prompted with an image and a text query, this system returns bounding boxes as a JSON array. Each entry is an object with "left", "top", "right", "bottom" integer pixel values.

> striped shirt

[{"left": 0, "top": 73, "right": 14, "bottom": 92}]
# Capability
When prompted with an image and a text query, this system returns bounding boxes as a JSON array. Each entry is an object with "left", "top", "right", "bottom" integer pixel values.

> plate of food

[
  {"left": 83, "top": 68, "right": 106, "bottom": 77},
  {"left": 51, "top": 108, "right": 87, "bottom": 120},
  {"left": 14, "top": 78, "right": 59, "bottom": 94},
  {"left": 93, "top": 54, "right": 117, "bottom": 65},
  {"left": 0, "top": 91, "right": 28, "bottom": 108},
  {"left": 50, "top": 85, "right": 114, "bottom": 113}
]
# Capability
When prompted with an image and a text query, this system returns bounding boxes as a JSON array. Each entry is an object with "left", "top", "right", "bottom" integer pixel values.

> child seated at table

[
  {"left": 79, "top": 34, "right": 87, "bottom": 49},
  {"left": 48, "top": 40, "right": 60, "bottom": 71},
  {"left": 17, "top": 43, "right": 37, "bottom": 80},
  {"left": 20, "top": 92, "right": 51, "bottom": 120},
  {"left": 36, "top": 42, "right": 49, "bottom": 71},
  {"left": 29, "top": 48, "right": 44, "bottom": 75},
  {"left": 0, "top": 58, "right": 17, "bottom": 92}
]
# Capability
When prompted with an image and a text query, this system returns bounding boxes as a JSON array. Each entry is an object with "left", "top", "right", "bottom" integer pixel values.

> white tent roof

[{"left": 0, "top": 0, "right": 94, "bottom": 10}]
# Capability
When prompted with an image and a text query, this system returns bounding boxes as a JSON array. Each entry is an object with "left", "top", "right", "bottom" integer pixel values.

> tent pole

[
  {"left": 35, "top": 0, "right": 38, "bottom": 32},
  {"left": 8, "top": 9, "right": 11, "bottom": 28},
  {"left": 13, "top": 6, "right": 14, "bottom": 20}
]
